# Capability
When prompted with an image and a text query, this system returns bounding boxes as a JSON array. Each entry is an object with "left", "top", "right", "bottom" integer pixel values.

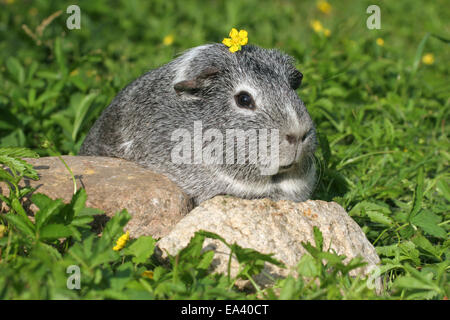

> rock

[
  {"left": 0, "top": 156, "right": 193, "bottom": 238},
  {"left": 156, "top": 196, "right": 381, "bottom": 290}
]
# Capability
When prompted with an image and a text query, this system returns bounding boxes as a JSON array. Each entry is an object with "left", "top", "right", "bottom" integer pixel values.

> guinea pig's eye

[{"left": 235, "top": 91, "right": 256, "bottom": 110}]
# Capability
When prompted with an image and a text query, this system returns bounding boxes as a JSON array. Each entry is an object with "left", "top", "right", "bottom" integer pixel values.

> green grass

[{"left": 0, "top": 0, "right": 449, "bottom": 299}]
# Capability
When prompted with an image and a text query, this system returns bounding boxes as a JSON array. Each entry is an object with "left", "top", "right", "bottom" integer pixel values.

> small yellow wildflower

[
  {"left": 142, "top": 270, "right": 154, "bottom": 279},
  {"left": 324, "top": 28, "right": 331, "bottom": 37},
  {"left": 0, "top": 225, "right": 6, "bottom": 238},
  {"left": 70, "top": 69, "right": 79, "bottom": 77},
  {"left": 113, "top": 231, "right": 130, "bottom": 251},
  {"left": 163, "top": 34, "right": 174, "bottom": 46},
  {"left": 310, "top": 20, "right": 323, "bottom": 33},
  {"left": 222, "top": 28, "right": 248, "bottom": 53},
  {"left": 422, "top": 53, "right": 434, "bottom": 65},
  {"left": 317, "top": 1, "right": 332, "bottom": 15},
  {"left": 376, "top": 38, "right": 384, "bottom": 46},
  {"left": 41, "top": 140, "right": 51, "bottom": 149},
  {"left": 29, "top": 7, "right": 38, "bottom": 16}
]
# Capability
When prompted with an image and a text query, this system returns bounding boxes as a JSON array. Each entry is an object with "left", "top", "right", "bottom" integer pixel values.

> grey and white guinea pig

[{"left": 79, "top": 43, "right": 318, "bottom": 205}]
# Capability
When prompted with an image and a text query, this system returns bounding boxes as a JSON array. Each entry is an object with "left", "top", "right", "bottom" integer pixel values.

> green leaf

[
  {"left": 350, "top": 201, "right": 391, "bottom": 217},
  {"left": 0, "top": 148, "right": 39, "bottom": 179},
  {"left": 4, "top": 213, "right": 35, "bottom": 238},
  {"left": 71, "top": 93, "right": 98, "bottom": 142},
  {"left": 297, "top": 254, "right": 320, "bottom": 277},
  {"left": 124, "top": 236, "right": 156, "bottom": 264},
  {"left": 54, "top": 37, "right": 68, "bottom": 76},
  {"left": 231, "top": 244, "right": 284, "bottom": 269},
  {"left": 398, "top": 241, "right": 421, "bottom": 265},
  {"left": 412, "top": 235, "right": 440, "bottom": 258},
  {"left": 376, "top": 244, "right": 399, "bottom": 257},
  {"left": 36, "top": 70, "right": 62, "bottom": 80},
  {"left": 197, "top": 250, "right": 215, "bottom": 270},
  {"left": 367, "top": 210, "right": 395, "bottom": 226},
  {"left": 313, "top": 226, "right": 323, "bottom": 251},
  {"left": 412, "top": 33, "right": 430, "bottom": 74},
  {"left": 109, "top": 262, "right": 134, "bottom": 291},
  {"left": 436, "top": 178, "right": 450, "bottom": 202},
  {"left": 394, "top": 264, "right": 441, "bottom": 294},
  {"left": 408, "top": 167, "right": 424, "bottom": 222},
  {"left": 198, "top": 230, "right": 229, "bottom": 247},
  {"left": 35, "top": 90, "right": 60, "bottom": 105},
  {"left": 0, "top": 167, "right": 15, "bottom": 184},
  {"left": 39, "top": 223, "right": 73, "bottom": 240},
  {"left": 11, "top": 198, "right": 34, "bottom": 230},
  {"left": 316, "top": 251, "right": 346, "bottom": 265},
  {"left": 33, "top": 193, "right": 65, "bottom": 230},
  {"left": 394, "top": 275, "right": 436, "bottom": 291},
  {"left": 317, "top": 132, "right": 331, "bottom": 164},
  {"left": 101, "top": 209, "right": 131, "bottom": 244},
  {"left": 61, "top": 188, "right": 89, "bottom": 223},
  {"left": 0, "top": 147, "right": 39, "bottom": 159},
  {"left": 410, "top": 210, "right": 446, "bottom": 238},
  {"left": 177, "top": 232, "right": 206, "bottom": 261},
  {"left": 321, "top": 86, "right": 347, "bottom": 97},
  {"left": 6, "top": 57, "right": 25, "bottom": 85},
  {"left": 68, "top": 234, "right": 118, "bottom": 270}
]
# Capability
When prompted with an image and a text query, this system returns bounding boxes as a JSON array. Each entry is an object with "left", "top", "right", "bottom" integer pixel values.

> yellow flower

[
  {"left": 142, "top": 270, "right": 154, "bottom": 279},
  {"left": 0, "top": 225, "right": 6, "bottom": 238},
  {"left": 70, "top": 69, "right": 79, "bottom": 77},
  {"left": 222, "top": 28, "right": 248, "bottom": 53},
  {"left": 41, "top": 140, "right": 51, "bottom": 149},
  {"left": 163, "top": 34, "right": 174, "bottom": 46},
  {"left": 29, "top": 8, "right": 38, "bottom": 16},
  {"left": 422, "top": 53, "right": 434, "bottom": 65},
  {"left": 310, "top": 20, "right": 323, "bottom": 33},
  {"left": 376, "top": 38, "right": 384, "bottom": 46},
  {"left": 317, "top": 1, "right": 332, "bottom": 15},
  {"left": 113, "top": 231, "right": 130, "bottom": 251},
  {"left": 324, "top": 28, "right": 331, "bottom": 37}
]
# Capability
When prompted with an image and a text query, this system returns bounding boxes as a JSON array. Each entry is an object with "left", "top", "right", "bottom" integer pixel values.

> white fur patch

[
  {"left": 119, "top": 140, "right": 134, "bottom": 154},
  {"left": 172, "top": 45, "right": 214, "bottom": 85},
  {"left": 278, "top": 164, "right": 316, "bottom": 196},
  {"left": 287, "top": 106, "right": 302, "bottom": 136},
  {"left": 217, "top": 171, "right": 272, "bottom": 197}
]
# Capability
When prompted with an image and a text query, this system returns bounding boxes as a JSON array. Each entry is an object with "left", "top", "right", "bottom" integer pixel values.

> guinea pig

[{"left": 79, "top": 43, "right": 318, "bottom": 205}]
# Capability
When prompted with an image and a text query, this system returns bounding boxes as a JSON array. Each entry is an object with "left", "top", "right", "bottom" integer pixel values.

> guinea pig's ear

[
  {"left": 288, "top": 69, "right": 303, "bottom": 90},
  {"left": 174, "top": 67, "right": 220, "bottom": 96}
]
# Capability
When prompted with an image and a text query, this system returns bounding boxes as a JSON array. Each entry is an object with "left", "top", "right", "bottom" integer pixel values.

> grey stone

[
  {"left": 0, "top": 156, "right": 193, "bottom": 238},
  {"left": 156, "top": 196, "right": 381, "bottom": 290}
]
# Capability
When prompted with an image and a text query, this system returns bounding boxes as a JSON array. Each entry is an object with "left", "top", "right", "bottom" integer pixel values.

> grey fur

[{"left": 80, "top": 44, "right": 318, "bottom": 205}]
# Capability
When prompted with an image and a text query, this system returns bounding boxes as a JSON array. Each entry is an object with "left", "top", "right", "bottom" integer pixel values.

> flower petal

[
  {"left": 229, "top": 28, "right": 239, "bottom": 38},
  {"left": 238, "top": 30, "right": 248, "bottom": 39},
  {"left": 222, "top": 38, "right": 232, "bottom": 47},
  {"left": 229, "top": 44, "right": 240, "bottom": 52},
  {"left": 239, "top": 37, "right": 248, "bottom": 45}
]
